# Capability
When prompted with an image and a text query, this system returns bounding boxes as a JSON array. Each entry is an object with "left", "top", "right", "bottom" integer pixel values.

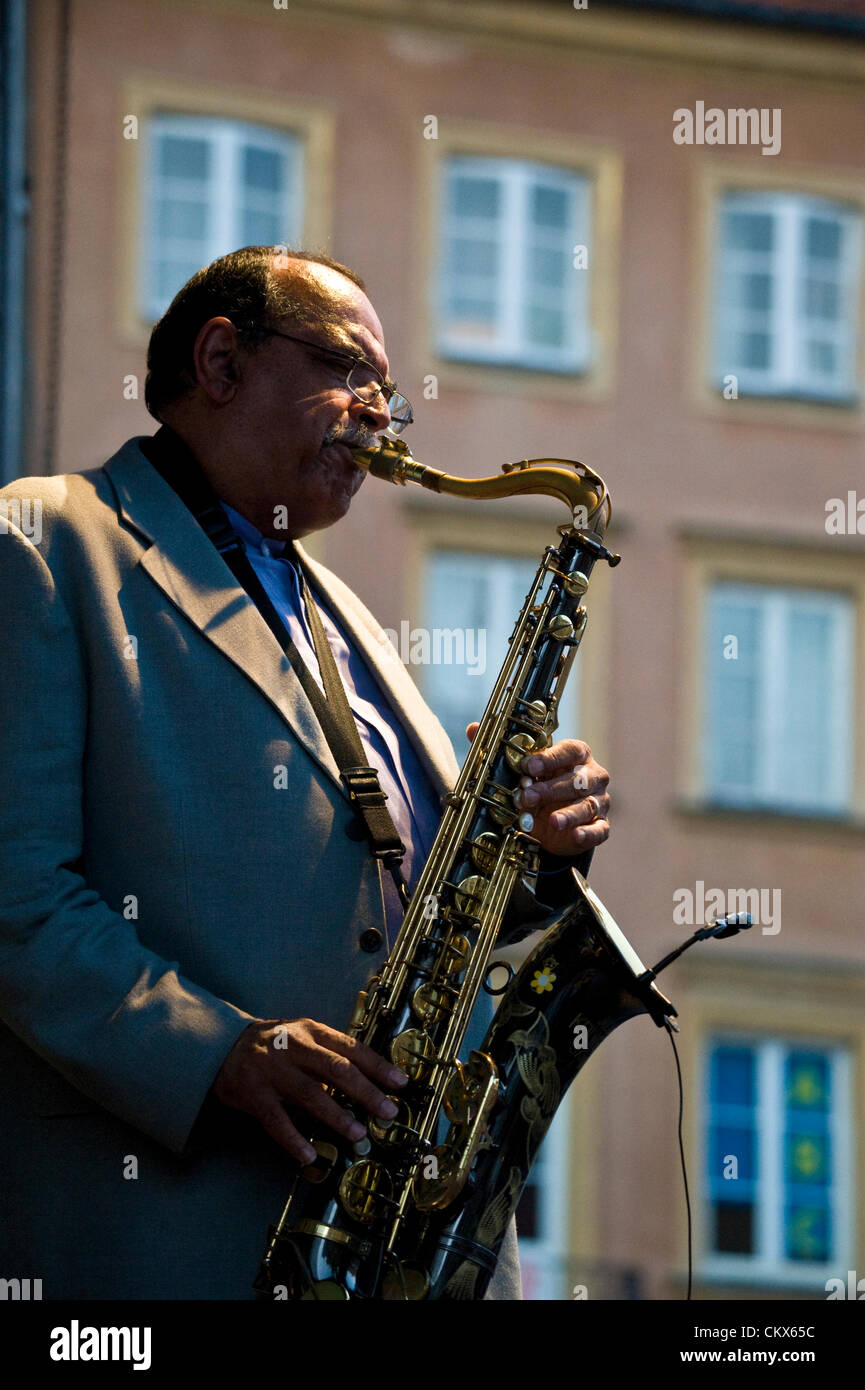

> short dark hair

[{"left": 144, "top": 245, "right": 366, "bottom": 420}]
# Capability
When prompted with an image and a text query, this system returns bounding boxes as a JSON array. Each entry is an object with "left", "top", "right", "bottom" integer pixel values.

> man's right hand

[{"left": 211, "top": 1018, "right": 408, "bottom": 1164}]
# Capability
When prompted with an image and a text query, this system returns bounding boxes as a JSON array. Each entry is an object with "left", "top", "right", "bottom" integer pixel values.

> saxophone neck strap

[{"left": 140, "top": 426, "right": 408, "bottom": 892}]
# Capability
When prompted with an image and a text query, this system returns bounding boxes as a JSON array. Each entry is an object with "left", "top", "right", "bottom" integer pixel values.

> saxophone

[{"left": 256, "top": 437, "right": 676, "bottom": 1300}]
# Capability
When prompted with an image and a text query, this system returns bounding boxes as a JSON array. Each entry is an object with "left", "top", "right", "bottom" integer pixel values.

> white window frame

[
  {"left": 714, "top": 190, "right": 862, "bottom": 402},
  {"left": 700, "top": 1035, "right": 854, "bottom": 1289},
  {"left": 436, "top": 156, "right": 592, "bottom": 372},
  {"left": 702, "top": 581, "right": 854, "bottom": 815},
  {"left": 141, "top": 114, "right": 304, "bottom": 321}
]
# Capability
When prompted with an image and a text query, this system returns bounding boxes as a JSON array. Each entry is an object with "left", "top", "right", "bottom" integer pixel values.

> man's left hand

[{"left": 466, "top": 725, "right": 611, "bottom": 857}]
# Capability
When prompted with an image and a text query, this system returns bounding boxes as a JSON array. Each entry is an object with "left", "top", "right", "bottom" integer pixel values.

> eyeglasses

[{"left": 257, "top": 327, "right": 414, "bottom": 435}]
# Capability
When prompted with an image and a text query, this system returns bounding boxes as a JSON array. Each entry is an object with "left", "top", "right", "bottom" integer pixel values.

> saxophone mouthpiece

[{"left": 351, "top": 435, "right": 413, "bottom": 484}]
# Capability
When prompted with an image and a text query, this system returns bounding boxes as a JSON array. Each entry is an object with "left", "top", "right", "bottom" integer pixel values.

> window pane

[
  {"left": 740, "top": 272, "right": 773, "bottom": 313},
  {"left": 785, "top": 1132, "right": 830, "bottom": 1187},
  {"left": 705, "top": 594, "right": 762, "bottom": 796},
  {"left": 735, "top": 330, "right": 771, "bottom": 370},
  {"left": 806, "top": 340, "right": 837, "bottom": 376},
  {"left": 776, "top": 604, "right": 835, "bottom": 802},
  {"left": 240, "top": 209, "right": 283, "bottom": 246},
  {"left": 449, "top": 237, "right": 500, "bottom": 278},
  {"left": 726, "top": 210, "right": 774, "bottom": 253},
  {"left": 712, "top": 1046, "right": 756, "bottom": 1106},
  {"left": 451, "top": 175, "right": 501, "bottom": 220},
  {"left": 714, "top": 1203, "right": 754, "bottom": 1254},
  {"left": 806, "top": 217, "right": 841, "bottom": 261},
  {"left": 445, "top": 298, "right": 498, "bottom": 339},
  {"left": 804, "top": 277, "right": 839, "bottom": 320},
  {"left": 158, "top": 135, "right": 210, "bottom": 180},
  {"left": 785, "top": 1206, "right": 829, "bottom": 1262},
  {"left": 786, "top": 1053, "right": 830, "bottom": 1112},
  {"left": 531, "top": 184, "right": 568, "bottom": 230},
  {"left": 711, "top": 1126, "right": 755, "bottom": 1186},
  {"left": 526, "top": 305, "right": 565, "bottom": 347},
  {"left": 530, "top": 246, "right": 569, "bottom": 288},
  {"left": 156, "top": 196, "right": 208, "bottom": 240},
  {"left": 243, "top": 145, "right": 283, "bottom": 193}
]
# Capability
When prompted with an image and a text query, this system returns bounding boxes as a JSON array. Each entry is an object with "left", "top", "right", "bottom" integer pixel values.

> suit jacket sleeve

[{"left": 0, "top": 516, "right": 254, "bottom": 1154}]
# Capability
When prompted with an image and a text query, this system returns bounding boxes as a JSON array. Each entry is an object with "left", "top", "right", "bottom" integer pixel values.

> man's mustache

[{"left": 322, "top": 424, "right": 378, "bottom": 452}]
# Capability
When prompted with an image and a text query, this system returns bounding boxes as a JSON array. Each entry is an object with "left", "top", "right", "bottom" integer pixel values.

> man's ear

[{"left": 193, "top": 316, "right": 242, "bottom": 403}]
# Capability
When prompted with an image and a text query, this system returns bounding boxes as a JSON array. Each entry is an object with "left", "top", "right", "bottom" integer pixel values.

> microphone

[
  {"left": 705, "top": 912, "right": 753, "bottom": 940},
  {"left": 646, "top": 913, "right": 755, "bottom": 979}
]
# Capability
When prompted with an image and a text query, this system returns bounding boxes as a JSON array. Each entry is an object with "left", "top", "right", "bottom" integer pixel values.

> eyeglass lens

[{"left": 346, "top": 363, "right": 412, "bottom": 433}]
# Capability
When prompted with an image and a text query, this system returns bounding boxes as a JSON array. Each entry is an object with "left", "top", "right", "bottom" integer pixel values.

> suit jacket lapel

[
  {"left": 103, "top": 437, "right": 459, "bottom": 805},
  {"left": 104, "top": 438, "right": 344, "bottom": 793},
  {"left": 297, "top": 548, "right": 461, "bottom": 800}
]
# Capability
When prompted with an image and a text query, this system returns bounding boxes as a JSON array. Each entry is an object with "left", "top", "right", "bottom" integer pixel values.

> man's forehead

[{"left": 275, "top": 257, "right": 386, "bottom": 360}]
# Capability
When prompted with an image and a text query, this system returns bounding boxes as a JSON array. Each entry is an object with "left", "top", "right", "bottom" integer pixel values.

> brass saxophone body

[{"left": 256, "top": 438, "right": 676, "bottom": 1300}]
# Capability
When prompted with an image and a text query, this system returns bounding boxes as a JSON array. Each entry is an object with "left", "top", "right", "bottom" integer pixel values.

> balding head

[{"left": 145, "top": 245, "right": 366, "bottom": 420}]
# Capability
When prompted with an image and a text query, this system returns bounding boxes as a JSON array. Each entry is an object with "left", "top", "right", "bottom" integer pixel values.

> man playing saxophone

[{"left": 0, "top": 246, "right": 610, "bottom": 1300}]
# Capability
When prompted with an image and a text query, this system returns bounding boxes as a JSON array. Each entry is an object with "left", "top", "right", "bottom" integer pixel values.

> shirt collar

[{"left": 218, "top": 499, "right": 290, "bottom": 560}]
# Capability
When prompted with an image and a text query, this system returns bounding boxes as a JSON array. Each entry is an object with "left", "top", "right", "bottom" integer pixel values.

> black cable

[{"left": 666, "top": 1019, "right": 692, "bottom": 1300}]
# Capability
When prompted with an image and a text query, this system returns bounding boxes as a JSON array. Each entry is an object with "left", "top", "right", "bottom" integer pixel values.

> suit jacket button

[{"left": 359, "top": 927, "right": 383, "bottom": 953}]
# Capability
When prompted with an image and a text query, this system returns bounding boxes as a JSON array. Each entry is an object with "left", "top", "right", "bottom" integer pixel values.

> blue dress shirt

[{"left": 219, "top": 502, "right": 444, "bottom": 948}]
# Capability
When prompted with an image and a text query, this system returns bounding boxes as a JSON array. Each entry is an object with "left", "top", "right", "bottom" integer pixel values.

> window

[
  {"left": 420, "top": 549, "right": 580, "bottom": 760},
  {"left": 714, "top": 190, "right": 862, "bottom": 402},
  {"left": 704, "top": 1037, "right": 852, "bottom": 1283},
  {"left": 703, "top": 581, "right": 854, "bottom": 815},
  {"left": 142, "top": 114, "right": 303, "bottom": 320},
  {"left": 436, "top": 157, "right": 592, "bottom": 371}
]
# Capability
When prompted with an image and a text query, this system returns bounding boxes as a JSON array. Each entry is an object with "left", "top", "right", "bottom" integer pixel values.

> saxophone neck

[{"left": 352, "top": 437, "right": 613, "bottom": 537}]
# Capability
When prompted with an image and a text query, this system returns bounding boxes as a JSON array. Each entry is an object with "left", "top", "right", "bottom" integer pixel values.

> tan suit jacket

[{"left": 0, "top": 437, "right": 522, "bottom": 1298}]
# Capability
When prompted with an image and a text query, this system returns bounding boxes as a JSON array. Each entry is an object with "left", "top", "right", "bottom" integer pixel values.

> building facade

[{"left": 16, "top": 0, "right": 865, "bottom": 1298}]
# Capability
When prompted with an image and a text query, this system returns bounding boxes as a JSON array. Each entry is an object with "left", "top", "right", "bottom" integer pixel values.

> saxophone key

[
  {"left": 547, "top": 613, "right": 574, "bottom": 641},
  {"left": 299, "top": 1140, "right": 339, "bottom": 1184},
  {"left": 504, "top": 730, "right": 537, "bottom": 773},
  {"left": 454, "top": 874, "right": 488, "bottom": 915},
  {"left": 369, "top": 1096, "right": 415, "bottom": 1148},
  {"left": 337, "top": 1159, "right": 394, "bottom": 1225},
  {"left": 470, "top": 831, "right": 500, "bottom": 875},
  {"left": 412, "top": 979, "right": 456, "bottom": 1025},
  {"left": 390, "top": 1028, "right": 436, "bottom": 1080}
]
